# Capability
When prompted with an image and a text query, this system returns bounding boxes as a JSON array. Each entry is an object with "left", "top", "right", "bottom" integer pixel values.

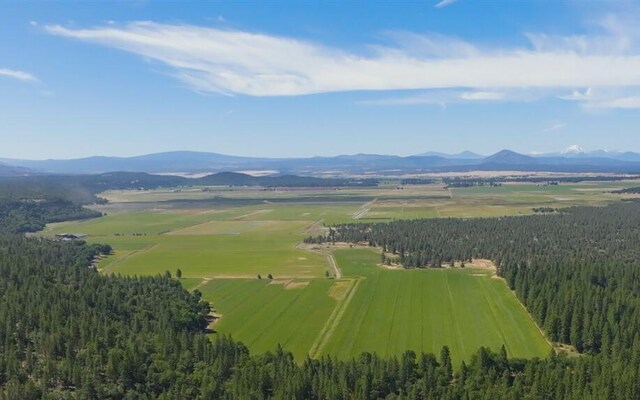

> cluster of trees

[
  {"left": 613, "top": 186, "right": 640, "bottom": 194},
  {"left": 531, "top": 207, "right": 557, "bottom": 213},
  {"left": 0, "top": 199, "right": 101, "bottom": 234}
]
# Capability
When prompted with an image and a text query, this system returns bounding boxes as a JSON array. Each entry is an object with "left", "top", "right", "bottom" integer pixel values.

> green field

[
  {"left": 201, "top": 278, "right": 340, "bottom": 359},
  {"left": 199, "top": 249, "right": 550, "bottom": 364},
  {"left": 39, "top": 181, "right": 638, "bottom": 363},
  {"left": 319, "top": 250, "right": 550, "bottom": 363}
]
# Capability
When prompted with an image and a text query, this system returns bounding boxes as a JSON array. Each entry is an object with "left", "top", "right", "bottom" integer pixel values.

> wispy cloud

[
  {"left": 44, "top": 19, "right": 640, "bottom": 97},
  {"left": 559, "top": 87, "right": 640, "bottom": 109},
  {"left": 0, "top": 68, "right": 37, "bottom": 82},
  {"left": 559, "top": 87, "right": 593, "bottom": 101},
  {"left": 435, "top": 0, "right": 458, "bottom": 8},
  {"left": 358, "top": 92, "right": 450, "bottom": 107},
  {"left": 542, "top": 123, "right": 566, "bottom": 133},
  {"left": 360, "top": 89, "right": 533, "bottom": 107},
  {"left": 589, "top": 96, "right": 640, "bottom": 109},
  {"left": 460, "top": 91, "right": 504, "bottom": 101}
]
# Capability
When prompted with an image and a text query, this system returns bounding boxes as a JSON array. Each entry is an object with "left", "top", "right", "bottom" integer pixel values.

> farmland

[
  {"left": 38, "top": 180, "right": 639, "bottom": 363},
  {"left": 318, "top": 249, "right": 550, "bottom": 364}
]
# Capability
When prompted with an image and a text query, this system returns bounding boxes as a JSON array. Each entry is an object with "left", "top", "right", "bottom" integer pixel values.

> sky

[{"left": 2, "top": 0, "right": 640, "bottom": 159}]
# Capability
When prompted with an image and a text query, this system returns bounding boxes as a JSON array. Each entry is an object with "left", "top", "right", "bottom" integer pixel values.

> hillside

[{"left": 5, "top": 149, "right": 640, "bottom": 175}]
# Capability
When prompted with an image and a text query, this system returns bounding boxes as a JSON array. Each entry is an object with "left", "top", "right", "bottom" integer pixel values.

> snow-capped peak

[{"left": 561, "top": 145, "right": 585, "bottom": 154}]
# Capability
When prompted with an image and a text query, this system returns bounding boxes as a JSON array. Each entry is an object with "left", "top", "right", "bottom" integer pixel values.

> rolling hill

[{"left": 2, "top": 149, "right": 640, "bottom": 175}]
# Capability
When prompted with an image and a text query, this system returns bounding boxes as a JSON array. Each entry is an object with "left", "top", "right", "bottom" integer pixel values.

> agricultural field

[
  {"left": 200, "top": 278, "right": 340, "bottom": 360},
  {"left": 198, "top": 249, "right": 550, "bottom": 364},
  {"left": 317, "top": 249, "right": 550, "bottom": 364},
  {"left": 38, "top": 180, "right": 639, "bottom": 363}
]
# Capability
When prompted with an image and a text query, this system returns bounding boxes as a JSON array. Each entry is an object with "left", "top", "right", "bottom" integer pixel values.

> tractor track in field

[
  {"left": 352, "top": 199, "right": 376, "bottom": 219},
  {"left": 326, "top": 253, "right": 342, "bottom": 279},
  {"left": 101, "top": 243, "right": 159, "bottom": 272},
  {"left": 309, "top": 277, "right": 361, "bottom": 358}
]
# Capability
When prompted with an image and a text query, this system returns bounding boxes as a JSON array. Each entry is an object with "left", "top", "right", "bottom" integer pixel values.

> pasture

[
  {"left": 318, "top": 249, "right": 550, "bottom": 364},
  {"left": 38, "top": 180, "right": 638, "bottom": 363},
  {"left": 200, "top": 278, "right": 339, "bottom": 360}
]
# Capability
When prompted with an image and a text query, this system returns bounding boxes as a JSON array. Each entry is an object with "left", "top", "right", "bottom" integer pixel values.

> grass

[
  {"left": 42, "top": 206, "right": 328, "bottom": 278},
  {"left": 37, "top": 181, "right": 633, "bottom": 363},
  {"left": 199, "top": 249, "right": 550, "bottom": 364},
  {"left": 320, "top": 249, "right": 551, "bottom": 365},
  {"left": 201, "top": 278, "right": 338, "bottom": 360}
]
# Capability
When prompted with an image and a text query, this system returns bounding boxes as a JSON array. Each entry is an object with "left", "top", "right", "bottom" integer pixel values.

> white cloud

[
  {"left": 589, "top": 96, "right": 640, "bottom": 109},
  {"left": 460, "top": 91, "right": 504, "bottom": 101},
  {"left": 559, "top": 87, "right": 640, "bottom": 109},
  {"left": 542, "top": 123, "right": 566, "bottom": 133},
  {"left": 0, "top": 68, "right": 37, "bottom": 82},
  {"left": 359, "top": 89, "right": 507, "bottom": 107},
  {"left": 559, "top": 87, "right": 593, "bottom": 101},
  {"left": 435, "top": 0, "right": 458, "bottom": 8},
  {"left": 358, "top": 92, "right": 450, "bottom": 107},
  {"left": 44, "top": 21, "right": 640, "bottom": 97}
]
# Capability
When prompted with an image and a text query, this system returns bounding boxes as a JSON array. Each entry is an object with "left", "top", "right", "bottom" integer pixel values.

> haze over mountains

[{"left": 2, "top": 146, "right": 640, "bottom": 176}]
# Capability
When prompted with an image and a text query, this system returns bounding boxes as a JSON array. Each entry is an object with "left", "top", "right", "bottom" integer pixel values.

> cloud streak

[
  {"left": 0, "top": 68, "right": 37, "bottom": 82},
  {"left": 542, "top": 123, "right": 566, "bottom": 133},
  {"left": 44, "top": 21, "right": 640, "bottom": 97},
  {"left": 435, "top": 0, "right": 458, "bottom": 8}
]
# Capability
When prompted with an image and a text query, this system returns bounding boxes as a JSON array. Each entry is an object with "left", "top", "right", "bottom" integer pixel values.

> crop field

[
  {"left": 198, "top": 249, "right": 550, "bottom": 364},
  {"left": 200, "top": 278, "right": 340, "bottom": 360},
  {"left": 43, "top": 206, "right": 329, "bottom": 278},
  {"left": 39, "top": 180, "right": 639, "bottom": 363},
  {"left": 318, "top": 250, "right": 550, "bottom": 364}
]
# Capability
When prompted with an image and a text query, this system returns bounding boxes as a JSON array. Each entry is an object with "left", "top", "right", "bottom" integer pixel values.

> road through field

[{"left": 326, "top": 253, "right": 342, "bottom": 278}]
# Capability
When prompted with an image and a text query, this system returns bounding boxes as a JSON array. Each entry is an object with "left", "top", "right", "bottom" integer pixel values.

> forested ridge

[
  {"left": 0, "top": 199, "right": 101, "bottom": 234},
  {"left": 0, "top": 172, "right": 378, "bottom": 206}
]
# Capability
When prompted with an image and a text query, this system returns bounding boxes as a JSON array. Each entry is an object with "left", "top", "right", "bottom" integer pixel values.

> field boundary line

[
  {"left": 309, "top": 277, "right": 361, "bottom": 358},
  {"left": 102, "top": 243, "right": 158, "bottom": 272},
  {"left": 326, "top": 253, "right": 342, "bottom": 279},
  {"left": 305, "top": 219, "right": 325, "bottom": 234},
  {"left": 478, "top": 276, "right": 513, "bottom": 356},
  {"left": 488, "top": 271, "right": 554, "bottom": 350},
  {"left": 503, "top": 282, "right": 554, "bottom": 351},
  {"left": 443, "top": 272, "right": 467, "bottom": 360},
  {"left": 352, "top": 199, "right": 376, "bottom": 219},
  {"left": 191, "top": 278, "right": 211, "bottom": 291},
  {"left": 385, "top": 274, "right": 402, "bottom": 355}
]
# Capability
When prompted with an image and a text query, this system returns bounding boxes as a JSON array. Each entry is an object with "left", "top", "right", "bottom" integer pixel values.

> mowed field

[
  {"left": 42, "top": 203, "right": 360, "bottom": 277},
  {"left": 318, "top": 250, "right": 550, "bottom": 364},
  {"left": 199, "top": 249, "right": 550, "bottom": 364},
  {"left": 39, "top": 181, "right": 639, "bottom": 363},
  {"left": 200, "top": 278, "right": 341, "bottom": 360}
]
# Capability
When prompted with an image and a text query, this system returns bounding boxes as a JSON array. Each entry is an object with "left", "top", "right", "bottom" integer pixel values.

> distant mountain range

[
  {"left": 413, "top": 151, "right": 484, "bottom": 159},
  {"left": 0, "top": 162, "right": 31, "bottom": 177},
  {"left": 530, "top": 145, "right": 640, "bottom": 161},
  {"left": 2, "top": 147, "right": 640, "bottom": 176}
]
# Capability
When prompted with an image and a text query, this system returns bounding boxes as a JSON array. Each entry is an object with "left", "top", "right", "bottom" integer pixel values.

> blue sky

[{"left": 2, "top": 0, "right": 640, "bottom": 159}]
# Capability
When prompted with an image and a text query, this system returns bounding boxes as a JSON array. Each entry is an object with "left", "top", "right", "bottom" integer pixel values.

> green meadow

[
  {"left": 317, "top": 249, "right": 550, "bottom": 364},
  {"left": 39, "top": 181, "right": 639, "bottom": 363}
]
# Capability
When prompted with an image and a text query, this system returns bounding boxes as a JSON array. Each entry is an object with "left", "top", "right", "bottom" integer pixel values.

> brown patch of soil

[{"left": 285, "top": 281, "right": 310, "bottom": 289}]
